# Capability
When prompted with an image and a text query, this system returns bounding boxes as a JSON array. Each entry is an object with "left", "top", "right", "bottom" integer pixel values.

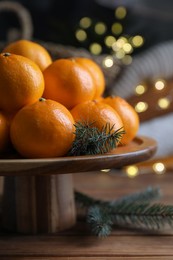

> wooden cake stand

[{"left": 0, "top": 136, "right": 157, "bottom": 234}]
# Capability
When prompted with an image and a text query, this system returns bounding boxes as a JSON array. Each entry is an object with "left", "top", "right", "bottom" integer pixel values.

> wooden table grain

[{"left": 0, "top": 168, "right": 173, "bottom": 259}]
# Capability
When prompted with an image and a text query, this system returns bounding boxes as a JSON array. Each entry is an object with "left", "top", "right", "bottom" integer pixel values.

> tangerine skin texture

[
  {"left": 10, "top": 99, "right": 75, "bottom": 158},
  {"left": 43, "top": 58, "right": 96, "bottom": 109},
  {"left": 3, "top": 39, "right": 52, "bottom": 71},
  {"left": 75, "top": 58, "right": 105, "bottom": 99},
  {"left": 0, "top": 112, "right": 10, "bottom": 152},
  {"left": 71, "top": 100, "right": 124, "bottom": 137},
  {"left": 103, "top": 96, "right": 140, "bottom": 145},
  {"left": 0, "top": 53, "right": 45, "bottom": 114}
]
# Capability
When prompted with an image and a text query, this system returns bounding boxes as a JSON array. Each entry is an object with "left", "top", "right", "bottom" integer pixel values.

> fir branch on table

[
  {"left": 87, "top": 206, "right": 113, "bottom": 237},
  {"left": 113, "top": 202, "right": 173, "bottom": 230},
  {"left": 75, "top": 186, "right": 161, "bottom": 208},
  {"left": 69, "top": 122, "right": 125, "bottom": 156},
  {"left": 75, "top": 187, "right": 173, "bottom": 237},
  {"left": 87, "top": 202, "right": 173, "bottom": 237},
  {"left": 110, "top": 186, "right": 161, "bottom": 206}
]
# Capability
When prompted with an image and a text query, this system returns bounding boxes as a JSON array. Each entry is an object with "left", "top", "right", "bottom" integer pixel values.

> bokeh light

[
  {"left": 79, "top": 17, "right": 92, "bottom": 29},
  {"left": 115, "top": 6, "right": 127, "bottom": 19},
  {"left": 135, "top": 102, "right": 148, "bottom": 113},
  {"left": 89, "top": 43, "right": 102, "bottom": 55}
]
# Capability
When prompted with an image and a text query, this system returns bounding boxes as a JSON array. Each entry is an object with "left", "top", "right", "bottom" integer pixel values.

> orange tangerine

[
  {"left": 71, "top": 99, "right": 124, "bottom": 138},
  {"left": 0, "top": 53, "right": 44, "bottom": 114},
  {"left": 3, "top": 39, "right": 52, "bottom": 71},
  {"left": 103, "top": 96, "right": 139, "bottom": 144},
  {"left": 43, "top": 58, "right": 97, "bottom": 109},
  {"left": 10, "top": 98, "right": 75, "bottom": 158}
]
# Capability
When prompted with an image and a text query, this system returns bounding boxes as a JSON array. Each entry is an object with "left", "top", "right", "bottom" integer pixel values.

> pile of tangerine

[{"left": 0, "top": 39, "right": 139, "bottom": 158}]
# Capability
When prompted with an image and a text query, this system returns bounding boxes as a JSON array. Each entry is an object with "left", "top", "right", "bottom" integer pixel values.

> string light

[
  {"left": 79, "top": 17, "right": 92, "bottom": 29},
  {"left": 135, "top": 101, "right": 148, "bottom": 113},
  {"left": 122, "top": 43, "right": 133, "bottom": 54},
  {"left": 111, "top": 22, "right": 123, "bottom": 35},
  {"left": 115, "top": 49, "right": 125, "bottom": 59},
  {"left": 95, "top": 22, "right": 107, "bottom": 35},
  {"left": 75, "top": 6, "right": 144, "bottom": 58},
  {"left": 102, "top": 56, "right": 114, "bottom": 68},
  {"left": 100, "top": 169, "right": 111, "bottom": 173},
  {"left": 125, "top": 165, "right": 139, "bottom": 178},
  {"left": 116, "top": 37, "right": 127, "bottom": 48},
  {"left": 154, "top": 80, "right": 166, "bottom": 90},
  {"left": 104, "top": 35, "right": 116, "bottom": 47},
  {"left": 112, "top": 38, "right": 127, "bottom": 52},
  {"left": 122, "top": 55, "right": 133, "bottom": 65},
  {"left": 89, "top": 43, "right": 102, "bottom": 55},
  {"left": 135, "top": 84, "right": 147, "bottom": 95},
  {"left": 124, "top": 162, "right": 167, "bottom": 177},
  {"left": 131, "top": 35, "right": 144, "bottom": 47},
  {"left": 157, "top": 97, "right": 170, "bottom": 109},
  {"left": 115, "top": 6, "right": 127, "bottom": 19},
  {"left": 75, "top": 29, "right": 87, "bottom": 41},
  {"left": 152, "top": 162, "right": 166, "bottom": 174}
]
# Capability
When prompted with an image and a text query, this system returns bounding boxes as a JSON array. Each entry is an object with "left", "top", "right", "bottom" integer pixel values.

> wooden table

[{"left": 0, "top": 168, "right": 173, "bottom": 259}]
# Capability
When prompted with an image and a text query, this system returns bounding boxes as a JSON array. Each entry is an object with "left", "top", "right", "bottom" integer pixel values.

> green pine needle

[
  {"left": 87, "top": 206, "right": 113, "bottom": 237},
  {"left": 111, "top": 202, "right": 173, "bottom": 230},
  {"left": 75, "top": 186, "right": 161, "bottom": 208},
  {"left": 87, "top": 203, "right": 173, "bottom": 236},
  {"left": 111, "top": 186, "right": 161, "bottom": 206},
  {"left": 75, "top": 187, "right": 173, "bottom": 237},
  {"left": 69, "top": 121, "right": 125, "bottom": 156}
]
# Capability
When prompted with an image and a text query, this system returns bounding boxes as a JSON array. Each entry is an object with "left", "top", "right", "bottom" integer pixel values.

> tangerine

[
  {"left": 70, "top": 100, "right": 124, "bottom": 137},
  {"left": 0, "top": 112, "right": 10, "bottom": 153},
  {"left": 74, "top": 57, "right": 105, "bottom": 99},
  {"left": 103, "top": 96, "right": 139, "bottom": 144},
  {"left": 0, "top": 53, "right": 44, "bottom": 114},
  {"left": 43, "top": 58, "right": 97, "bottom": 109},
  {"left": 3, "top": 39, "right": 52, "bottom": 71},
  {"left": 10, "top": 98, "right": 75, "bottom": 158}
]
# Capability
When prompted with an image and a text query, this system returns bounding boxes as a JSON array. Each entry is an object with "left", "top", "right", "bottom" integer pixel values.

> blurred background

[
  {"left": 1, "top": 0, "right": 173, "bottom": 163},
  {"left": 1, "top": 0, "right": 173, "bottom": 56}
]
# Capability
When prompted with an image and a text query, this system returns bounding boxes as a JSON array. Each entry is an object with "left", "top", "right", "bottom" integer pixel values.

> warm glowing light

[
  {"left": 135, "top": 84, "right": 147, "bottom": 95},
  {"left": 154, "top": 80, "right": 166, "bottom": 90},
  {"left": 79, "top": 17, "right": 92, "bottom": 28},
  {"left": 116, "top": 38, "right": 127, "bottom": 48},
  {"left": 89, "top": 43, "right": 102, "bottom": 55},
  {"left": 135, "top": 102, "right": 148, "bottom": 113},
  {"left": 102, "top": 56, "right": 114, "bottom": 68},
  {"left": 100, "top": 169, "right": 111, "bottom": 173},
  {"left": 111, "top": 22, "right": 123, "bottom": 35},
  {"left": 131, "top": 35, "right": 144, "bottom": 47},
  {"left": 104, "top": 36, "right": 116, "bottom": 47},
  {"left": 122, "top": 43, "right": 133, "bottom": 53},
  {"left": 125, "top": 165, "right": 139, "bottom": 178},
  {"left": 95, "top": 22, "right": 107, "bottom": 35},
  {"left": 112, "top": 38, "right": 127, "bottom": 52},
  {"left": 115, "top": 49, "right": 125, "bottom": 59},
  {"left": 115, "top": 6, "right": 127, "bottom": 19},
  {"left": 122, "top": 55, "right": 133, "bottom": 65},
  {"left": 158, "top": 97, "right": 170, "bottom": 109},
  {"left": 75, "top": 29, "right": 87, "bottom": 41},
  {"left": 152, "top": 162, "right": 166, "bottom": 174}
]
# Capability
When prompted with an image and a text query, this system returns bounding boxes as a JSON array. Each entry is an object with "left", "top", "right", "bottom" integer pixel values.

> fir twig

[
  {"left": 87, "top": 206, "right": 113, "bottom": 237},
  {"left": 87, "top": 202, "right": 173, "bottom": 237},
  {"left": 69, "top": 122, "right": 125, "bottom": 156},
  {"left": 75, "top": 187, "right": 173, "bottom": 237},
  {"left": 75, "top": 186, "right": 161, "bottom": 208},
  {"left": 112, "top": 202, "right": 173, "bottom": 230},
  {"left": 111, "top": 186, "right": 161, "bottom": 206}
]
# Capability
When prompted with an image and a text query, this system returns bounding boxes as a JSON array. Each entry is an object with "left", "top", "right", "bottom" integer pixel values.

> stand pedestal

[
  {"left": 0, "top": 136, "right": 157, "bottom": 234},
  {"left": 2, "top": 174, "right": 76, "bottom": 234}
]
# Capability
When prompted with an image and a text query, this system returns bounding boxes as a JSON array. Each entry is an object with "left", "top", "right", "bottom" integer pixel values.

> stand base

[{"left": 1, "top": 174, "right": 76, "bottom": 234}]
